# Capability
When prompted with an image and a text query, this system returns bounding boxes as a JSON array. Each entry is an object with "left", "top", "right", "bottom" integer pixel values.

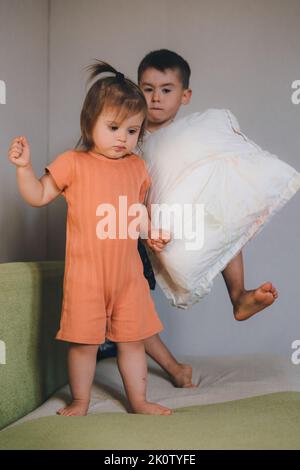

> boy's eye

[
  {"left": 143, "top": 87, "right": 152, "bottom": 93},
  {"left": 162, "top": 88, "right": 171, "bottom": 94}
]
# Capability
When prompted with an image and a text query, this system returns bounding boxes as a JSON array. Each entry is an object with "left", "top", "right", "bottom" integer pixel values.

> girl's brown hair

[{"left": 76, "top": 60, "right": 148, "bottom": 151}]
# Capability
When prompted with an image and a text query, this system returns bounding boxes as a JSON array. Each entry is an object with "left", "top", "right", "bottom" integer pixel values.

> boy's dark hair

[
  {"left": 137, "top": 49, "right": 191, "bottom": 89},
  {"left": 76, "top": 60, "right": 148, "bottom": 151}
]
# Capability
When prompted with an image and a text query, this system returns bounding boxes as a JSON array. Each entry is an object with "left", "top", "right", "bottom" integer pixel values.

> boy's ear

[{"left": 181, "top": 88, "right": 192, "bottom": 105}]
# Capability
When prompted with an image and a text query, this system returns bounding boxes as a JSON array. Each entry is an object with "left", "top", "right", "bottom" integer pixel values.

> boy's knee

[
  {"left": 116, "top": 340, "right": 144, "bottom": 352},
  {"left": 69, "top": 343, "right": 100, "bottom": 354}
]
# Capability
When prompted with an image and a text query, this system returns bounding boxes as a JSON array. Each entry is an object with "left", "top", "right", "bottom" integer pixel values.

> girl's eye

[
  {"left": 110, "top": 126, "right": 118, "bottom": 131},
  {"left": 128, "top": 129, "right": 138, "bottom": 135}
]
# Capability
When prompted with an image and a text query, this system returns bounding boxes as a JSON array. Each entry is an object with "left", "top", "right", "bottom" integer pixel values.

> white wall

[
  {"left": 47, "top": 0, "right": 300, "bottom": 358},
  {"left": 0, "top": 0, "right": 49, "bottom": 262}
]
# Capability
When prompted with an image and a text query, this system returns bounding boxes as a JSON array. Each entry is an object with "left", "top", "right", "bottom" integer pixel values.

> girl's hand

[
  {"left": 146, "top": 228, "right": 171, "bottom": 253},
  {"left": 8, "top": 136, "right": 31, "bottom": 168}
]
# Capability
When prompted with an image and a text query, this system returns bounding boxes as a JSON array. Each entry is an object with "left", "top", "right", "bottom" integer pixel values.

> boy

[{"left": 136, "top": 50, "right": 278, "bottom": 388}]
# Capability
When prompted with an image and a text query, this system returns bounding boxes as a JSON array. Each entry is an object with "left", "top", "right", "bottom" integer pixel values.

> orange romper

[{"left": 45, "top": 149, "right": 164, "bottom": 344}]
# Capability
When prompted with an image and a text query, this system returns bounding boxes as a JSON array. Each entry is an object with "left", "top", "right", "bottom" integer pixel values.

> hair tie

[{"left": 115, "top": 71, "right": 125, "bottom": 82}]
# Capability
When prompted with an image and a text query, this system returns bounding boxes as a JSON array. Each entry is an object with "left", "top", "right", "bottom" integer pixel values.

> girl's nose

[{"left": 117, "top": 131, "right": 126, "bottom": 142}]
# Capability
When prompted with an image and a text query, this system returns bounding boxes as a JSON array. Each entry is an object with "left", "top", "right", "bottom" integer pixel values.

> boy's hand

[
  {"left": 8, "top": 136, "right": 31, "bottom": 168},
  {"left": 146, "top": 228, "right": 171, "bottom": 253}
]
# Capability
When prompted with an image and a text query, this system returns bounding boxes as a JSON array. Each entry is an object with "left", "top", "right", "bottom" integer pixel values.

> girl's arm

[{"left": 8, "top": 136, "right": 61, "bottom": 207}]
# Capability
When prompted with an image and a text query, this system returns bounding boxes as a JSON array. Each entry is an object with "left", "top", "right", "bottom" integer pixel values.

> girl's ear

[{"left": 181, "top": 88, "right": 192, "bottom": 105}]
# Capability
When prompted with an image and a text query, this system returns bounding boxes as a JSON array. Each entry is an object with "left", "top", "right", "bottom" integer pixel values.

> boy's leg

[
  {"left": 116, "top": 340, "right": 172, "bottom": 415},
  {"left": 222, "top": 250, "right": 278, "bottom": 321},
  {"left": 143, "top": 334, "right": 196, "bottom": 388},
  {"left": 57, "top": 343, "right": 99, "bottom": 416}
]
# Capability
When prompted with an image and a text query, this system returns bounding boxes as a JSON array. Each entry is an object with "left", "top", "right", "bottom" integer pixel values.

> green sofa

[
  {"left": 1, "top": 261, "right": 300, "bottom": 450},
  {"left": 0, "top": 261, "right": 68, "bottom": 430}
]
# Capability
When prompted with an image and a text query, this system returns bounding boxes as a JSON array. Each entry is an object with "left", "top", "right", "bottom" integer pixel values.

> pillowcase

[{"left": 142, "top": 109, "right": 300, "bottom": 309}]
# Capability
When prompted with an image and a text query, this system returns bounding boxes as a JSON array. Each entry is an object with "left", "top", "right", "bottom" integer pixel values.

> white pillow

[{"left": 142, "top": 109, "right": 300, "bottom": 309}]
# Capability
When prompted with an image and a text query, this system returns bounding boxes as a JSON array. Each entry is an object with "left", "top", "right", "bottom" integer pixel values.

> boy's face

[{"left": 139, "top": 67, "right": 192, "bottom": 131}]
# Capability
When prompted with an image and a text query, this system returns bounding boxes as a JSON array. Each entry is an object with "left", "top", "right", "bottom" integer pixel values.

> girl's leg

[
  {"left": 57, "top": 343, "right": 99, "bottom": 416},
  {"left": 116, "top": 340, "right": 172, "bottom": 415},
  {"left": 143, "top": 334, "right": 196, "bottom": 388},
  {"left": 222, "top": 250, "right": 278, "bottom": 321}
]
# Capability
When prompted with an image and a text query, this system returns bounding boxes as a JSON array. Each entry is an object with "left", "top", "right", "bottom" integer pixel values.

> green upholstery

[
  {"left": 0, "top": 261, "right": 68, "bottom": 430},
  {"left": 1, "top": 261, "right": 300, "bottom": 450},
  {"left": 0, "top": 392, "right": 300, "bottom": 449}
]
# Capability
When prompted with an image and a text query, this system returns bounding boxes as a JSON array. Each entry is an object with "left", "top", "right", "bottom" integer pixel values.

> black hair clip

[{"left": 115, "top": 71, "right": 125, "bottom": 82}]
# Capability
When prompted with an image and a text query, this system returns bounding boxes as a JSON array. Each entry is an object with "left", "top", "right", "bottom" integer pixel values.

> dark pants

[{"left": 137, "top": 238, "right": 156, "bottom": 290}]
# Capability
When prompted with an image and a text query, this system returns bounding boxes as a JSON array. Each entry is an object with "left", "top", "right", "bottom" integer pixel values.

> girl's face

[{"left": 91, "top": 108, "right": 145, "bottom": 158}]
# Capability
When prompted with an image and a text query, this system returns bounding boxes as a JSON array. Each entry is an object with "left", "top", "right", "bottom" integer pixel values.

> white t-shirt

[
  {"left": 135, "top": 121, "right": 175, "bottom": 156},
  {"left": 134, "top": 129, "right": 152, "bottom": 156}
]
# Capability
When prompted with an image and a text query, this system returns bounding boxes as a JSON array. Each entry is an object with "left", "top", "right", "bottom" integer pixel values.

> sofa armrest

[{"left": 0, "top": 261, "right": 68, "bottom": 430}]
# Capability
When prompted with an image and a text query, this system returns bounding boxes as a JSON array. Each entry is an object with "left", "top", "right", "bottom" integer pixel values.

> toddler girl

[{"left": 8, "top": 60, "right": 171, "bottom": 416}]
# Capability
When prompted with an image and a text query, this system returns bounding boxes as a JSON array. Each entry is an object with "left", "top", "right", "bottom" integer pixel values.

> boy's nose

[{"left": 151, "top": 90, "right": 160, "bottom": 102}]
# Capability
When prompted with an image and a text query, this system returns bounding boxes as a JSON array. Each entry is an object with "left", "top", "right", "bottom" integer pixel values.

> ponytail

[
  {"left": 75, "top": 59, "right": 148, "bottom": 151},
  {"left": 85, "top": 60, "right": 119, "bottom": 84}
]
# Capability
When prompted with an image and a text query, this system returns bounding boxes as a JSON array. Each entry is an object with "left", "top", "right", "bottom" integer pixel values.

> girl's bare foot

[
  {"left": 233, "top": 282, "right": 278, "bottom": 321},
  {"left": 56, "top": 398, "right": 90, "bottom": 416},
  {"left": 170, "top": 363, "right": 197, "bottom": 388},
  {"left": 130, "top": 401, "right": 172, "bottom": 415}
]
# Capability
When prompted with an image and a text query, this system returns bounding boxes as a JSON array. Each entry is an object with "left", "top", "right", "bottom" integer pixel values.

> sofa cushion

[{"left": 0, "top": 392, "right": 299, "bottom": 449}]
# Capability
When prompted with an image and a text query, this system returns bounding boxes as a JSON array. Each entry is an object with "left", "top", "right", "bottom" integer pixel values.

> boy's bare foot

[
  {"left": 170, "top": 363, "right": 197, "bottom": 388},
  {"left": 130, "top": 401, "right": 172, "bottom": 415},
  {"left": 56, "top": 398, "right": 90, "bottom": 416},
  {"left": 233, "top": 282, "right": 278, "bottom": 321}
]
